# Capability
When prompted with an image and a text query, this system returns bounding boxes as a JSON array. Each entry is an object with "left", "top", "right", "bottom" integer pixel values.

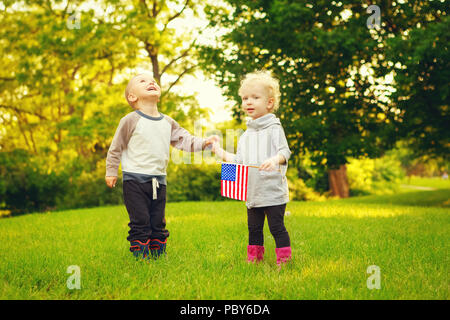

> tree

[
  {"left": 0, "top": 0, "right": 210, "bottom": 168},
  {"left": 118, "top": 0, "right": 210, "bottom": 109},
  {"left": 0, "top": 0, "right": 132, "bottom": 161},
  {"left": 385, "top": 16, "right": 449, "bottom": 161}
]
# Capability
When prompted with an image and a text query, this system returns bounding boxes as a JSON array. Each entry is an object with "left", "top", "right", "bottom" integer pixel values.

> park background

[{"left": 0, "top": 0, "right": 448, "bottom": 299}]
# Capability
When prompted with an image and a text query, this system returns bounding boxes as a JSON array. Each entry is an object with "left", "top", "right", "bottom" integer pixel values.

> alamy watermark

[
  {"left": 366, "top": 265, "right": 381, "bottom": 290},
  {"left": 366, "top": 5, "right": 381, "bottom": 29},
  {"left": 67, "top": 8, "right": 81, "bottom": 30},
  {"left": 66, "top": 265, "right": 81, "bottom": 290}
]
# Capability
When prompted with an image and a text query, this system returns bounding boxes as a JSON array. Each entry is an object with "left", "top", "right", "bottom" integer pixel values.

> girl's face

[{"left": 239, "top": 82, "right": 274, "bottom": 120}]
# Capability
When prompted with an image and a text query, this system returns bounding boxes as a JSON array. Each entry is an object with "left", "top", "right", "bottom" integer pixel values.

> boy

[{"left": 106, "top": 73, "right": 218, "bottom": 260}]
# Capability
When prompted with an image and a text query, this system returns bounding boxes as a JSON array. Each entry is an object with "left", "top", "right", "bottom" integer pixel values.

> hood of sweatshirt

[{"left": 246, "top": 113, "right": 281, "bottom": 130}]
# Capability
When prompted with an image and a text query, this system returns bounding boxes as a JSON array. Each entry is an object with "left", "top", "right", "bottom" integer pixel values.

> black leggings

[{"left": 247, "top": 204, "right": 290, "bottom": 248}]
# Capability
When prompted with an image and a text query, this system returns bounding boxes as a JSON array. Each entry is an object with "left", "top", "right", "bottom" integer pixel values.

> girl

[{"left": 212, "top": 70, "right": 292, "bottom": 267}]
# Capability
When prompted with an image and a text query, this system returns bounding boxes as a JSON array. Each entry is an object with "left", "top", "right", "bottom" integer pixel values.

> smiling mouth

[{"left": 147, "top": 86, "right": 157, "bottom": 91}]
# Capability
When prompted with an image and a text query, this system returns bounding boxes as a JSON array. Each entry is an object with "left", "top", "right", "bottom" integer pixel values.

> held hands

[
  {"left": 105, "top": 176, "right": 117, "bottom": 188},
  {"left": 204, "top": 135, "right": 221, "bottom": 148},
  {"left": 207, "top": 136, "right": 225, "bottom": 156},
  {"left": 210, "top": 137, "right": 284, "bottom": 170},
  {"left": 211, "top": 141, "right": 222, "bottom": 154},
  {"left": 211, "top": 140, "right": 233, "bottom": 163}
]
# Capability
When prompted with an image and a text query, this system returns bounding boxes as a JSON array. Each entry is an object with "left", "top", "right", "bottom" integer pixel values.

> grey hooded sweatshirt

[{"left": 234, "top": 113, "right": 291, "bottom": 209}]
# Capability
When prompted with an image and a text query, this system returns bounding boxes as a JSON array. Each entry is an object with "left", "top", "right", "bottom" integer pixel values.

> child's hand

[
  {"left": 204, "top": 135, "right": 221, "bottom": 148},
  {"left": 259, "top": 156, "right": 279, "bottom": 171},
  {"left": 211, "top": 141, "right": 221, "bottom": 154},
  {"left": 105, "top": 176, "right": 117, "bottom": 188}
]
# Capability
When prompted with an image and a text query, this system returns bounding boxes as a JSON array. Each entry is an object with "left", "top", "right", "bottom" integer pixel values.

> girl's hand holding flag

[{"left": 258, "top": 154, "right": 286, "bottom": 172}]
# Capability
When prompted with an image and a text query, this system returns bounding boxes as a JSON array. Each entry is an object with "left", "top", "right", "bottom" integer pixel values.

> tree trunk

[
  {"left": 328, "top": 164, "right": 350, "bottom": 198},
  {"left": 150, "top": 53, "right": 160, "bottom": 85}
]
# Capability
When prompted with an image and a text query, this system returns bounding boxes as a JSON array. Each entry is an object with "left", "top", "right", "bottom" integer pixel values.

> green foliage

[
  {"left": 199, "top": 0, "right": 399, "bottom": 170},
  {"left": 0, "top": 153, "right": 223, "bottom": 214},
  {"left": 166, "top": 162, "right": 222, "bottom": 202},
  {"left": 0, "top": 0, "right": 213, "bottom": 213},
  {"left": 0, "top": 150, "right": 69, "bottom": 214},
  {"left": 347, "top": 154, "right": 405, "bottom": 196},
  {"left": 0, "top": 0, "right": 133, "bottom": 170},
  {"left": 56, "top": 164, "right": 123, "bottom": 211},
  {"left": 0, "top": 149, "right": 124, "bottom": 214},
  {"left": 385, "top": 16, "right": 450, "bottom": 160},
  {"left": 199, "top": 0, "right": 448, "bottom": 181},
  {"left": 387, "top": 141, "right": 449, "bottom": 177},
  {"left": 286, "top": 168, "right": 327, "bottom": 201}
]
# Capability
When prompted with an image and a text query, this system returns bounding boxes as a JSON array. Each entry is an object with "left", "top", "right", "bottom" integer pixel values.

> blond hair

[
  {"left": 124, "top": 75, "right": 140, "bottom": 108},
  {"left": 238, "top": 70, "right": 281, "bottom": 111}
]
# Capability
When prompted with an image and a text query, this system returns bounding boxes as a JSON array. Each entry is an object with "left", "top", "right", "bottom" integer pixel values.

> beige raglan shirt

[{"left": 106, "top": 110, "right": 207, "bottom": 180}]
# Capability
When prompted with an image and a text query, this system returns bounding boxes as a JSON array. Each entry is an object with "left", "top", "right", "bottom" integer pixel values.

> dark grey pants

[
  {"left": 123, "top": 180, "right": 169, "bottom": 242},
  {"left": 247, "top": 204, "right": 290, "bottom": 248}
]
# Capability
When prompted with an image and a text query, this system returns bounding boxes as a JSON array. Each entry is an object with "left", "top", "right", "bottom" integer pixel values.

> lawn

[{"left": 0, "top": 180, "right": 449, "bottom": 299}]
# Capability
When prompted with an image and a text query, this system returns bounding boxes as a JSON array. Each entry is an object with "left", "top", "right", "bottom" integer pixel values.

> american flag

[{"left": 221, "top": 163, "right": 249, "bottom": 201}]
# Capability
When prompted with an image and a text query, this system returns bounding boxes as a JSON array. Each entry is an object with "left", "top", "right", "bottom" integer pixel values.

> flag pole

[{"left": 221, "top": 162, "right": 282, "bottom": 173}]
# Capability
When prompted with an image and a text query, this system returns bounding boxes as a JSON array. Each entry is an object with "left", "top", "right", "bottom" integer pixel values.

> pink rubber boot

[
  {"left": 275, "top": 247, "right": 292, "bottom": 267},
  {"left": 247, "top": 245, "right": 265, "bottom": 263}
]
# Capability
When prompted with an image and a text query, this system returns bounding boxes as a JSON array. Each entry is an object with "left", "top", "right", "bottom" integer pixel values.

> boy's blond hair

[
  {"left": 238, "top": 70, "right": 281, "bottom": 111},
  {"left": 124, "top": 75, "right": 140, "bottom": 108}
]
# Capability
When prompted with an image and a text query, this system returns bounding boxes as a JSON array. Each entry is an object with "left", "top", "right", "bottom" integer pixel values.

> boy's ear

[{"left": 128, "top": 93, "right": 137, "bottom": 103}]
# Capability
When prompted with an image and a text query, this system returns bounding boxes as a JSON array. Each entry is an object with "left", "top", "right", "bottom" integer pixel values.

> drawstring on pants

[{"left": 152, "top": 177, "right": 159, "bottom": 200}]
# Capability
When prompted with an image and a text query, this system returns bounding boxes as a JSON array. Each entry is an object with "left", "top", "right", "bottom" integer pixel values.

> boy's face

[
  {"left": 127, "top": 74, "right": 161, "bottom": 105},
  {"left": 239, "top": 82, "right": 274, "bottom": 120}
]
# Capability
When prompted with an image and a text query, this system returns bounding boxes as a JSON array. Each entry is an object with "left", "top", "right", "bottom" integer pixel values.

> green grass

[{"left": 0, "top": 184, "right": 449, "bottom": 299}]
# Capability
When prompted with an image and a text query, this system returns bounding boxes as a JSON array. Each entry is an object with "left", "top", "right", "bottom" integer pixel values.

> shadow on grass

[{"left": 339, "top": 189, "right": 450, "bottom": 208}]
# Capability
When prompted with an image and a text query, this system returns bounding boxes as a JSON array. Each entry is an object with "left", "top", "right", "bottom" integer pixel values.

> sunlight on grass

[
  {"left": 300, "top": 258, "right": 353, "bottom": 279},
  {"left": 289, "top": 205, "right": 415, "bottom": 218}
]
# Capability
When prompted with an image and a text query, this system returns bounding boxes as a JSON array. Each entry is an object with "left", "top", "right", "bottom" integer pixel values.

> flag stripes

[{"left": 220, "top": 163, "right": 248, "bottom": 201}]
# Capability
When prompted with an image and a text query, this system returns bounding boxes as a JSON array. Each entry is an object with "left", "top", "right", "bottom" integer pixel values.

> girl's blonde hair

[{"left": 238, "top": 70, "right": 281, "bottom": 111}]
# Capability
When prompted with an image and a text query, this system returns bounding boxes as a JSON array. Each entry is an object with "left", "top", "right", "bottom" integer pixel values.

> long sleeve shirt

[{"left": 106, "top": 110, "right": 206, "bottom": 185}]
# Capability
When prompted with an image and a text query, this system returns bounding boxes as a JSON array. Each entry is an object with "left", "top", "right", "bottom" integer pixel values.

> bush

[
  {"left": 56, "top": 165, "right": 123, "bottom": 210},
  {"left": 287, "top": 168, "right": 327, "bottom": 201},
  {"left": 166, "top": 162, "right": 222, "bottom": 202},
  {"left": 347, "top": 154, "right": 405, "bottom": 196},
  {"left": 384, "top": 140, "right": 449, "bottom": 177},
  {"left": 0, "top": 149, "right": 223, "bottom": 215},
  {"left": 0, "top": 150, "right": 125, "bottom": 215},
  {"left": 0, "top": 150, "right": 70, "bottom": 214}
]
